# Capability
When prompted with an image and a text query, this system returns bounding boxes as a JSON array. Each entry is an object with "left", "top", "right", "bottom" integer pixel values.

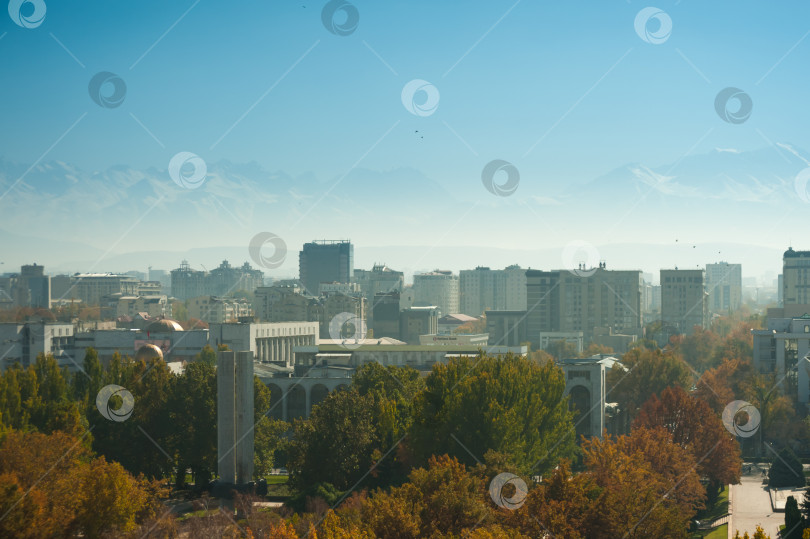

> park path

[{"left": 730, "top": 465, "right": 780, "bottom": 538}]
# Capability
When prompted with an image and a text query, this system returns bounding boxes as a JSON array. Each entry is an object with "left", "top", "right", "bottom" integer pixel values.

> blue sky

[
  {"left": 2, "top": 1, "right": 810, "bottom": 279},
  {"left": 2, "top": 1, "right": 809, "bottom": 182}
]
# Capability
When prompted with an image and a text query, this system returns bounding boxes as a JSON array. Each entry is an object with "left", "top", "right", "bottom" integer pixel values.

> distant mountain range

[{"left": 0, "top": 144, "right": 807, "bottom": 280}]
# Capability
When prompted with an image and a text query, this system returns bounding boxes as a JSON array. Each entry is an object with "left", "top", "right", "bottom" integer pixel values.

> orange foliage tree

[
  {"left": 0, "top": 429, "right": 162, "bottom": 537},
  {"left": 634, "top": 385, "right": 741, "bottom": 500}
]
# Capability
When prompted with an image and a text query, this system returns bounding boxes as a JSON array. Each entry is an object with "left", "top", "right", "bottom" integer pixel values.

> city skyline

[{"left": 3, "top": 2, "right": 810, "bottom": 282}]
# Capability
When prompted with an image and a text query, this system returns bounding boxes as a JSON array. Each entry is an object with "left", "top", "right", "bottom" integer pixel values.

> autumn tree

[
  {"left": 0, "top": 430, "right": 160, "bottom": 536},
  {"left": 634, "top": 385, "right": 741, "bottom": 501},
  {"left": 712, "top": 319, "right": 757, "bottom": 366},
  {"left": 503, "top": 459, "right": 595, "bottom": 539},
  {"left": 544, "top": 340, "right": 579, "bottom": 360},
  {"left": 409, "top": 354, "right": 576, "bottom": 477},
  {"left": 694, "top": 357, "right": 750, "bottom": 413},
  {"left": 360, "top": 455, "right": 491, "bottom": 539},
  {"left": 580, "top": 343, "right": 614, "bottom": 358},
  {"left": 734, "top": 525, "right": 773, "bottom": 538},
  {"left": 453, "top": 316, "right": 486, "bottom": 334},
  {"left": 672, "top": 327, "right": 721, "bottom": 371},
  {"left": 608, "top": 346, "right": 693, "bottom": 424},
  {"left": 581, "top": 429, "right": 704, "bottom": 538}
]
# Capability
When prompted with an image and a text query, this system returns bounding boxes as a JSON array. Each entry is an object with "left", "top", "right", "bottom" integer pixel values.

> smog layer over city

[{"left": 1, "top": 2, "right": 809, "bottom": 538}]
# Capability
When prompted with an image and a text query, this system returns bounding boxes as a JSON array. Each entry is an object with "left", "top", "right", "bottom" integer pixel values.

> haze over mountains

[{"left": 1, "top": 143, "right": 805, "bottom": 281}]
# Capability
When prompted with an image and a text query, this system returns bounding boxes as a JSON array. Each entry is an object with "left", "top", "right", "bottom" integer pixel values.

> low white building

[
  {"left": 187, "top": 296, "right": 251, "bottom": 323},
  {"left": 0, "top": 322, "right": 73, "bottom": 370},
  {"left": 209, "top": 322, "right": 319, "bottom": 367},
  {"left": 753, "top": 315, "right": 810, "bottom": 406},
  {"left": 117, "top": 295, "right": 171, "bottom": 319}
]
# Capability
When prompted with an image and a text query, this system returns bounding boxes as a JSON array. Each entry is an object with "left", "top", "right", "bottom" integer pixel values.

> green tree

[
  {"left": 253, "top": 376, "right": 288, "bottom": 478},
  {"left": 743, "top": 373, "right": 795, "bottom": 454},
  {"left": 72, "top": 347, "right": 103, "bottom": 403},
  {"left": 769, "top": 446, "right": 805, "bottom": 488},
  {"left": 352, "top": 363, "right": 422, "bottom": 486},
  {"left": 172, "top": 301, "right": 188, "bottom": 321},
  {"left": 785, "top": 495, "right": 805, "bottom": 539},
  {"left": 169, "top": 361, "right": 217, "bottom": 487},
  {"left": 801, "top": 484, "right": 810, "bottom": 518},
  {"left": 195, "top": 344, "right": 218, "bottom": 367},
  {"left": 409, "top": 354, "right": 576, "bottom": 477},
  {"left": 287, "top": 388, "right": 377, "bottom": 492},
  {"left": 92, "top": 357, "right": 174, "bottom": 479}
]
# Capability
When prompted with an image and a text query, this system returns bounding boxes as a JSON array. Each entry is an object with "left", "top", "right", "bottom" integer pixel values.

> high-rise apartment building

[
  {"left": 782, "top": 248, "right": 810, "bottom": 306},
  {"left": 399, "top": 306, "right": 439, "bottom": 344},
  {"left": 253, "top": 285, "right": 314, "bottom": 323},
  {"left": 208, "top": 260, "right": 264, "bottom": 296},
  {"left": 170, "top": 260, "right": 263, "bottom": 300},
  {"left": 705, "top": 262, "right": 742, "bottom": 314},
  {"left": 524, "top": 265, "right": 642, "bottom": 347},
  {"left": 372, "top": 291, "right": 402, "bottom": 339},
  {"left": 660, "top": 269, "right": 708, "bottom": 335},
  {"left": 558, "top": 267, "right": 642, "bottom": 340},
  {"left": 459, "top": 265, "right": 527, "bottom": 316},
  {"left": 71, "top": 273, "right": 139, "bottom": 305},
  {"left": 413, "top": 270, "right": 459, "bottom": 316},
  {"left": 171, "top": 261, "right": 207, "bottom": 300},
  {"left": 525, "top": 270, "right": 561, "bottom": 348},
  {"left": 9, "top": 264, "right": 52, "bottom": 309},
  {"left": 353, "top": 264, "right": 404, "bottom": 303},
  {"left": 299, "top": 240, "right": 353, "bottom": 296}
]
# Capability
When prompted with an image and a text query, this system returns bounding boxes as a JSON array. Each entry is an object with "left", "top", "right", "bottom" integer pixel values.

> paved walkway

[{"left": 731, "top": 465, "right": 780, "bottom": 538}]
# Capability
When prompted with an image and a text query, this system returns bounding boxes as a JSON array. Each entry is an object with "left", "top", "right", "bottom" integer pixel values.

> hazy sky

[
  {"left": 1, "top": 1, "right": 809, "bottom": 279},
  {"left": 2, "top": 1, "right": 809, "bottom": 179}
]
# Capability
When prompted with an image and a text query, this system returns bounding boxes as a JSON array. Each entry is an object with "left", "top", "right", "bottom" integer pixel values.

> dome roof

[
  {"left": 143, "top": 318, "right": 184, "bottom": 333},
  {"left": 134, "top": 343, "right": 164, "bottom": 362}
]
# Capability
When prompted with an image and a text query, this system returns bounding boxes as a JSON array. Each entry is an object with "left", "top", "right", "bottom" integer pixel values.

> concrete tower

[{"left": 217, "top": 350, "right": 255, "bottom": 485}]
